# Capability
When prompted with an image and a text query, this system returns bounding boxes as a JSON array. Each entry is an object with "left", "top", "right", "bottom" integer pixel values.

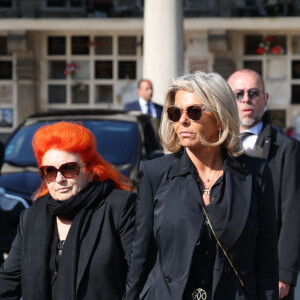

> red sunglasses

[{"left": 39, "top": 162, "right": 88, "bottom": 182}]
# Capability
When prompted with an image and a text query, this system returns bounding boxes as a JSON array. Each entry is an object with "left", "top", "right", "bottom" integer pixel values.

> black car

[{"left": 0, "top": 109, "right": 163, "bottom": 258}]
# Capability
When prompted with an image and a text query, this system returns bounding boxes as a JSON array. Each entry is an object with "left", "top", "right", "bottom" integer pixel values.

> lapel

[
  {"left": 168, "top": 151, "right": 253, "bottom": 252},
  {"left": 218, "top": 157, "right": 253, "bottom": 251},
  {"left": 168, "top": 151, "right": 205, "bottom": 245},
  {"left": 255, "top": 112, "right": 272, "bottom": 160},
  {"left": 76, "top": 200, "right": 106, "bottom": 291}
]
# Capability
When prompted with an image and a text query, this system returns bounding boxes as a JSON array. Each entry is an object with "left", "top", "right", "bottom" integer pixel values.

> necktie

[
  {"left": 146, "top": 102, "right": 151, "bottom": 115},
  {"left": 241, "top": 131, "right": 254, "bottom": 142}
]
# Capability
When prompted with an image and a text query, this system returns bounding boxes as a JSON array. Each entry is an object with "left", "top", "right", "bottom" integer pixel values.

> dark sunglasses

[
  {"left": 166, "top": 104, "right": 207, "bottom": 123},
  {"left": 39, "top": 162, "right": 88, "bottom": 182},
  {"left": 234, "top": 89, "right": 262, "bottom": 101}
]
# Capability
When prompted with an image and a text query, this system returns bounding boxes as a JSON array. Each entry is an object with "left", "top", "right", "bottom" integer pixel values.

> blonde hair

[{"left": 160, "top": 71, "right": 243, "bottom": 157}]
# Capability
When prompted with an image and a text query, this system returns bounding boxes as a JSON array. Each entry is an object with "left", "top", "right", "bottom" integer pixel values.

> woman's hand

[{"left": 278, "top": 281, "right": 290, "bottom": 299}]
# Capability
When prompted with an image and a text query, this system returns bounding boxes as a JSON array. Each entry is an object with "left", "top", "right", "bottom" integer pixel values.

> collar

[
  {"left": 168, "top": 149, "right": 248, "bottom": 181},
  {"left": 242, "top": 121, "right": 263, "bottom": 135},
  {"left": 139, "top": 97, "right": 150, "bottom": 107}
]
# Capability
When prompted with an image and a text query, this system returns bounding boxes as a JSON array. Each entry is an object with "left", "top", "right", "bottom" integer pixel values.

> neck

[{"left": 186, "top": 146, "right": 222, "bottom": 172}]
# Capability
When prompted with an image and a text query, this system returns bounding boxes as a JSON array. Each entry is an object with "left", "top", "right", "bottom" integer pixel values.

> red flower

[
  {"left": 256, "top": 47, "right": 266, "bottom": 54},
  {"left": 270, "top": 46, "right": 282, "bottom": 55}
]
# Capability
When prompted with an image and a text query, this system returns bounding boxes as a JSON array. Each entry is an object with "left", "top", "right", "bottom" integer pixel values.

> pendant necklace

[{"left": 202, "top": 161, "right": 222, "bottom": 195}]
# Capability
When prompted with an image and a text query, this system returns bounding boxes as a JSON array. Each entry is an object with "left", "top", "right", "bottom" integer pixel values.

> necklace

[{"left": 202, "top": 161, "right": 222, "bottom": 195}]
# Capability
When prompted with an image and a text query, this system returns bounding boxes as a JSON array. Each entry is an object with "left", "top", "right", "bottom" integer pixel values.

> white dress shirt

[
  {"left": 241, "top": 121, "right": 263, "bottom": 151},
  {"left": 139, "top": 97, "right": 157, "bottom": 118}
]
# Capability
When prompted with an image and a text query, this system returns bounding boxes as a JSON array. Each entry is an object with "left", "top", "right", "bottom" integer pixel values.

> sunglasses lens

[
  {"left": 41, "top": 166, "right": 57, "bottom": 181},
  {"left": 187, "top": 105, "right": 202, "bottom": 121},
  {"left": 235, "top": 92, "right": 244, "bottom": 101},
  {"left": 248, "top": 90, "right": 260, "bottom": 100},
  {"left": 60, "top": 162, "right": 80, "bottom": 178},
  {"left": 167, "top": 106, "right": 181, "bottom": 122}
]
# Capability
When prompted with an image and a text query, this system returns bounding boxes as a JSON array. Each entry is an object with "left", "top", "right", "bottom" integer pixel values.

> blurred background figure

[
  {"left": 124, "top": 79, "right": 163, "bottom": 120},
  {"left": 0, "top": 121, "right": 136, "bottom": 300}
]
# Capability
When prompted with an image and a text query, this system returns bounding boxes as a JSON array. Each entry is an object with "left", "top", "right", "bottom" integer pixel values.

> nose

[
  {"left": 241, "top": 91, "right": 250, "bottom": 103},
  {"left": 55, "top": 171, "right": 66, "bottom": 182},
  {"left": 178, "top": 110, "right": 190, "bottom": 124}
]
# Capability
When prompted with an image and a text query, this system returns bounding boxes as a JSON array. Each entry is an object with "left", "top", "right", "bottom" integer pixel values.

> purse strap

[{"left": 202, "top": 206, "right": 245, "bottom": 288}]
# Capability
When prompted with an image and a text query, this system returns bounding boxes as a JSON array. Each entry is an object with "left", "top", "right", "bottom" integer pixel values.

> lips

[{"left": 180, "top": 131, "right": 194, "bottom": 137}]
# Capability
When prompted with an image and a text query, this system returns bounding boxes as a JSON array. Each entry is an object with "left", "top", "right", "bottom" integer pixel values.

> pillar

[{"left": 143, "top": 0, "right": 184, "bottom": 106}]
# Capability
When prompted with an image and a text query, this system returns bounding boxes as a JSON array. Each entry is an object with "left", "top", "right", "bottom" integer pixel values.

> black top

[{"left": 183, "top": 156, "right": 227, "bottom": 299}]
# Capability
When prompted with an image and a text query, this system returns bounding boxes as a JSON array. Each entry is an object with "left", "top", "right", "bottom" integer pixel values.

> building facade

[{"left": 1, "top": 0, "right": 300, "bottom": 140}]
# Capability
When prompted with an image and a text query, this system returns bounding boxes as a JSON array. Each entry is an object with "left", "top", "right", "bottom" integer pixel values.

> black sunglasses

[
  {"left": 39, "top": 162, "right": 88, "bottom": 182},
  {"left": 234, "top": 89, "right": 262, "bottom": 101},
  {"left": 166, "top": 104, "right": 207, "bottom": 123}
]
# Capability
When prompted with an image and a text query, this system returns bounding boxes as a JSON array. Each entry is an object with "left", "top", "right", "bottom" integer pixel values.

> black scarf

[{"left": 21, "top": 180, "right": 114, "bottom": 300}]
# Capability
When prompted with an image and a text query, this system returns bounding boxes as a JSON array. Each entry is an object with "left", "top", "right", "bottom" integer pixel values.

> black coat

[
  {"left": 256, "top": 112, "right": 300, "bottom": 286},
  {"left": 125, "top": 151, "right": 279, "bottom": 300},
  {"left": 0, "top": 189, "right": 136, "bottom": 300}
]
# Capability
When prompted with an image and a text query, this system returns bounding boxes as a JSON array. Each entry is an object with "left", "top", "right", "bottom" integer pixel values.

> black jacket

[
  {"left": 0, "top": 189, "right": 136, "bottom": 300},
  {"left": 124, "top": 100, "right": 163, "bottom": 120},
  {"left": 125, "top": 151, "right": 278, "bottom": 300},
  {"left": 256, "top": 112, "right": 300, "bottom": 286}
]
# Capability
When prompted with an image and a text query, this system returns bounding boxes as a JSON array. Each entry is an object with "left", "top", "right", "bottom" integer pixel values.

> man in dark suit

[
  {"left": 228, "top": 69, "right": 300, "bottom": 300},
  {"left": 124, "top": 79, "right": 163, "bottom": 120}
]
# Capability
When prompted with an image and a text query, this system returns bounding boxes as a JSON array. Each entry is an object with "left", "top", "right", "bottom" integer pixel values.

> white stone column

[{"left": 143, "top": 0, "right": 184, "bottom": 106}]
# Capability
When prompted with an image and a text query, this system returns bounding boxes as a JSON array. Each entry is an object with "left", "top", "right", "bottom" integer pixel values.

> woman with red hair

[{"left": 0, "top": 121, "right": 136, "bottom": 300}]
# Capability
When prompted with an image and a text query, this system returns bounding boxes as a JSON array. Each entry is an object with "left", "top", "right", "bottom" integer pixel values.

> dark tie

[
  {"left": 146, "top": 102, "right": 151, "bottom": 115},
  {"left": 241, "top": 131, "right": 254, "bottom": 142}
]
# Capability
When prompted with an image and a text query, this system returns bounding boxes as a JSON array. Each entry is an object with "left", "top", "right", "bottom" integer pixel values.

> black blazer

[
  {"left": 0, "top": 189, "right": 136, "bottom": 300},
  {"left": 125, "top": 151, "right": 278, "bottom": 300},
  {"left": 124, "top": 100, "right": 163, "bottom": 120},
  {"left": 256, "top": 112, "right": 300, "bottom": 286}
]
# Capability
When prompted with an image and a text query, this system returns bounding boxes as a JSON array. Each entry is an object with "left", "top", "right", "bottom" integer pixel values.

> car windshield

[{"left": 5, "top": 120, "right": 140, "bottom": 168}]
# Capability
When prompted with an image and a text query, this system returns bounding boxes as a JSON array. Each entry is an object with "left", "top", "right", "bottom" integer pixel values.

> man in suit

[
  {"left": 124, "top": 79, "right": 163, "bottom": 120},
  {"left": 228, "top": 69, "right": 300, "bottom": 300}
]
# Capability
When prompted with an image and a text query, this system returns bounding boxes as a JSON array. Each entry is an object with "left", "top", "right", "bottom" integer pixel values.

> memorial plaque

[
  {"left": 0, "top": 85, "right": 12, "bottom": 103},
  {"left": 291, "top": 85, "right": 300, "bottom": 104},
  {"left": 118, "top": 61, "right": 136, "bottom": 79},
  {"left": 0, "top": 37, "right": 8, "bottom": 55},
  {"left": 291, "top": 36, "right": 300, "bottom": 54},
  {"left": 48, "top": 85, "right": 66, "bottom": 103},
  {"left": 244, "top": 35, "right": 262, "bottom": 55},
  {"left": 95, "top": 36, "right": 112, "bottom": 55},
  {"left": 0, "top": 109, "right": 12, "bottom": 127},
  {"left": 95, "top": 85, "right": 113, "bottom": 104},
  {"left": 0, "top": 1, "right": 12, "bottom": 8},
  {"left": 72, "top": 36, "right": 90, "bottom": 55},
  {"left": 0, "top": 61, "right": 12, "bottom": 80},
  {"left": 118, "top": 36, "right": 137, "bottom": 55},
  {"left": 269, "top": 109, "right": 286, "bottom": 129},
  {"left": 243, "top": 60, "right": 262, "bottom": 76},
  {"left": 48, "top": 37, "right": 66, "bottom": 55},
  {"left": 49, "top": 61, "right": 66, "bottom": 79},
  {"left": 70, "top": 0, "right": 82, "bottom": 7},
  {"left": 72, "top": 84, "right": 89, "bottom": 104},
  {"left": 95, "top": 60, "right": 113, "bottom": 79},
  {"left": 292, "top": 60, "right": 300, "bottom": 79}
]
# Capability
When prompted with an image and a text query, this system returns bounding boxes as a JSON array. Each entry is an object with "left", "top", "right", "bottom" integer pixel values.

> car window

[{"left": 5, "top": 120, "right": 140, "bottom": 168}]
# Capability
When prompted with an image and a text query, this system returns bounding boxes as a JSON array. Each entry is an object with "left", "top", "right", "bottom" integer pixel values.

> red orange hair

[{"left": 32, "top": 121, "right": 131, "bottom": 199}]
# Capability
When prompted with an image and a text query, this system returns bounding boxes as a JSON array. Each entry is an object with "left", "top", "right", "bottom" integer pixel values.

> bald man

[{"left": 228, "top": 69, "right": 300, "bottom": 300}]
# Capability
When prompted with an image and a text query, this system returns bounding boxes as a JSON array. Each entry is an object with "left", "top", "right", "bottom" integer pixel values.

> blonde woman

[{"left": 124, "top": 71, "right": 278, "bottom": 300}]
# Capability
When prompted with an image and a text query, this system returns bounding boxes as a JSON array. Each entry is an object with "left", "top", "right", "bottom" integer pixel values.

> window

[
  {"left": 0, "top": 36, "right": 14, "bottom": 130},
  {"left": 45, "top": 34, "right": 141, "bottom": 107}
]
